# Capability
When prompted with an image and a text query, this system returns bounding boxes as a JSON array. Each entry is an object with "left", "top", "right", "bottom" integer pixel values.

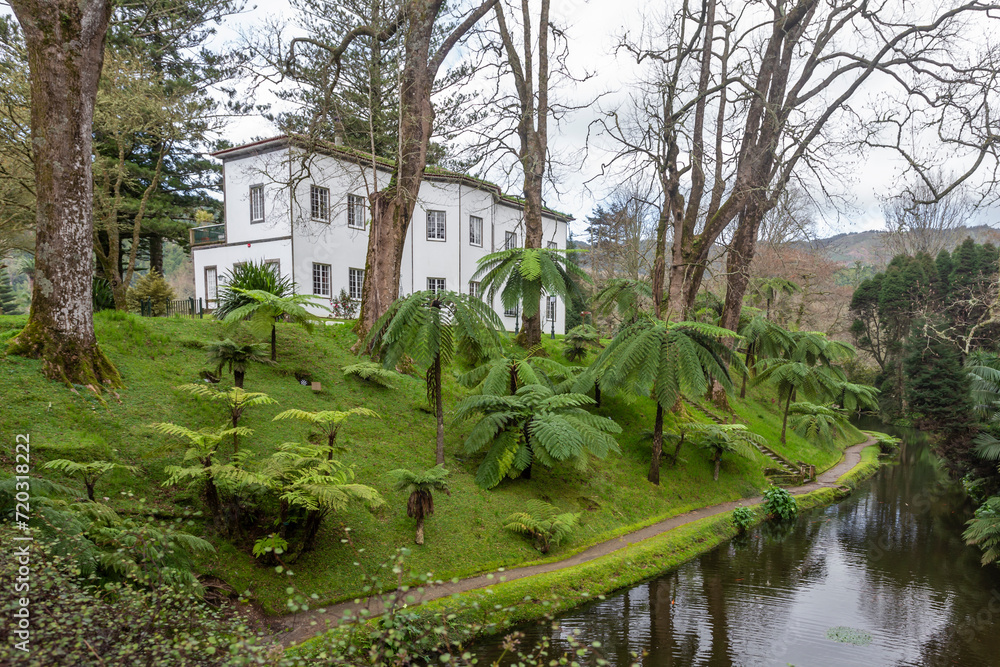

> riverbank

[{"left": 282, "top": 437, "right": 883, "bottom": 652}]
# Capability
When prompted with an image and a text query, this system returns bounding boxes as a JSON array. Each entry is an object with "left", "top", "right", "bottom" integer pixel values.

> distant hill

[{"left": 802, "top": 224, "right": 1000, "bottom": 266}]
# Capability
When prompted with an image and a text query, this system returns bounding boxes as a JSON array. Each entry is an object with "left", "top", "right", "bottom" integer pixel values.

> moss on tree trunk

[{"left": 7, "top": 0, "right": 119, "bottom": 390}]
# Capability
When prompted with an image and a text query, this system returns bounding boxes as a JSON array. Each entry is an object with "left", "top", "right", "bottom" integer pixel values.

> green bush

[
  {"left": 125, "top": 269, "right": 175, "bottom": 315},
  {"left": 92, "top": 276, "right": 115, "bottom": 312},
  {"left": 763, "top": 486, "right": 798, "bottom": 521},
  {"left": 0, "top": 527, "right": 276, "bottom": 666},
  {"left": 214, "top": 259, "right": 291, "bottom": 319},
  {"left": 731, "top": 506, "right": 756, "bottom": 531}
]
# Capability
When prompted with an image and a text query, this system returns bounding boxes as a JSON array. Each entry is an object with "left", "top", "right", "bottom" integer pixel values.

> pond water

[{"left": 474, "top": 422, "right": 1000, "bottom": 666}]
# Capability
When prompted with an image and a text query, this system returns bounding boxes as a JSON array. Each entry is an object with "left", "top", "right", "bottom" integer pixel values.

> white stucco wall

[{"left": 194, "top": 140, "right": 569, "bottom": 333}]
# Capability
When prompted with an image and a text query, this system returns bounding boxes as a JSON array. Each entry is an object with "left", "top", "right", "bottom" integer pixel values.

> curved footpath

[{"left": 277, "top": 436, "right": 877, "bottom": 647}]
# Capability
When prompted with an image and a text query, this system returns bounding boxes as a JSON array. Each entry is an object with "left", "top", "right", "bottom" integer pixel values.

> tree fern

[
  {"left": 471, "top": 247, "right": 589, "bottom": 347},
  {"left": 455, "top": 383, "right": 621, "bottom": 489},
  {"left": 342, "top": 361, "right": 400, "bottom": 388},
  {"left": 686, "top": 423, "right": 766, "bottom": 481},
  {"left": 367, "top": 290, "right": 502, "bottom": 465},
  {"left": 562, "top": 324, "right": 604, "bottom": 363},
  {"left": 503, "top": 499, "right": 581, "bottom": 554},
  {"left": 272, "top": 406, "right": 379, "bottom": 458},
  {"left": 221, "top": 287, "right": 326, "bottom": 361},
  {"left": 788, "top": 402, "right": 850, "bottom": 445},
  {"left": 965, "top": 497, "right": 1000, "bottom": 565},
  {"left": 175, "top": 384, "right": 275, "bottom": 452},
  {"left": 590, "top": 279, "right": 653, "bottom": 326},
  {"left": 203, "top": 338, "right": 273, "bottom": 388},
  {"left": 387, "top": 465, "right": 450, "bottom": 545},
  {"left": 42, "top": 459, "right": 139, "bottom": 502},
  {"left": 578, "top": 318, "right": 743, "bottom": 484}
]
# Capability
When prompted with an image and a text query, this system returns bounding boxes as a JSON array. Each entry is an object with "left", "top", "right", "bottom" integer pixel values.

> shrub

[
  {"left": 763, "top": 486, "right": 798, "bottom": 521},
  {"left": 331, "top": 287, "right": 357, "bottom": 319},
  {"left": 562, "top": 323, "right": 602, "bottom": 362},
  {"left": 865, "top": 429, "right": 901, "bottom": 454},
  {"left": 125, "top": 269, "right": 175, "bottom": 315},
  {"left": 0, "top": 527, "right": 274, "bottom": 666},
  {"left": 503, "top": 499, "right": 581, "bottom": 554},
  {"left": 92, "top": 276, "right": 115, "bottom": 312},
  {"left": 731, "top": 506, "right": 756, "bottom": 532},
  {"left": 214, "top": 259, "right": 291, "bottom": 319},
  {"left": 342, "top": 361, "right": 398, "bottom": 388}
]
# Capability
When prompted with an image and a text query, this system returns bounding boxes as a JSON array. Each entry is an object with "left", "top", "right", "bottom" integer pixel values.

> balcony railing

[{"left": 190, "top": 224, "right": 225, "bottom": 246}]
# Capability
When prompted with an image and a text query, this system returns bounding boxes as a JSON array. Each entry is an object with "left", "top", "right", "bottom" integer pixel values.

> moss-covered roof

[{"left": 211, "top": 135, "right": 574, "bottom": 222}]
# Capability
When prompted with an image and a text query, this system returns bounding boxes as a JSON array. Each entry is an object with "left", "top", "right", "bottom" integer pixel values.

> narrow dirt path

[{"left": 276, "top": 436, "right": 876, "bottom": 646}]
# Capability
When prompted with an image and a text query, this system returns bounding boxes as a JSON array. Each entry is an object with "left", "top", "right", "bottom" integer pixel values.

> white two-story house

[{"left": 190, "top": 136, "right": 572, "bottom": 334}]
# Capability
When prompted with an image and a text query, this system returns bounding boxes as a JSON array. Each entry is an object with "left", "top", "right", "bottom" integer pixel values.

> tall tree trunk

[
  {"left": 650, "top": 206, "right": 669, "bottom": 319},
  {"left": 355, "top": 0, "right": 498, "bottom": 341},
  {"left": 720, "top": 197, "right": 768, "bottom": 334},
  {"left": 781, "top": 390, "right": 792, "bottom": 444},
  {"left": 648, "top": 402, "right": 664, "bottom": 485},
  {"left": 148, "top": 234, "right": 164, "bottom": 275},
  {"left": 415, "top": 515, "right": 425, "bottom": 545},
  {"left": 7, "top": 0, "right": 120, "bottom": 389},
  {"left": 494, "top": 0, "right": 551, "bottom": 348},
  {"left": 434, "top": 353, "right": 444, "bottom": 465},
  {"left": 670, "top": 432, "right": 685, "bottom": 465}
]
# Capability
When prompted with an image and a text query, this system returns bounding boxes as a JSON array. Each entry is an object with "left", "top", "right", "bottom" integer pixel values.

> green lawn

[{"left": 0, "top": 313, "right": 858, "bottom": 613}]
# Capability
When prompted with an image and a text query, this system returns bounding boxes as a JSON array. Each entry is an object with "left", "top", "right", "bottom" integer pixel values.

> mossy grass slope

[{"left": 0, "top": 313, "right": 858, "bottom": 613}]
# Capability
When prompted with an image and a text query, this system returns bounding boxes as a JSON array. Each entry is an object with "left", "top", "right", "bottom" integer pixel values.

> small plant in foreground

[
  {"left": 342, "top": 361, "right": 399, "bottom": 388},
  {"left": 42, "top": 457, "right": 139, "bottom": 502},
  {"left": 504, "top": 499, "right": 581, "bottom": 554},
  {"left": 388, "top": 465, "right": 450, "bottom": 545},
  {"left": 763, "top": 486, "right": 798, "bottom": 521},
  {"left": 865, "top": 429, "right": 901, "bottom": 454},
  {"left": 732, "top": 506, "right": 756, "bottom": 532}
]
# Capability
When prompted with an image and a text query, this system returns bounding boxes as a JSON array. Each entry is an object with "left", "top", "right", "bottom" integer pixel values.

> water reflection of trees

[{"left": 481, "top": 429, "right": 1000, "bottom": 666}]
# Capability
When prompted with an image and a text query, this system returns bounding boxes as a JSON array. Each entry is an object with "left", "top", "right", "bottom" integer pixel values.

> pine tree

[
  {"left": 933, "top": 249, "right": 953, "bottom": 303},
  {"left": 903, "top": 323, "right": 973, "bottom": 435}
]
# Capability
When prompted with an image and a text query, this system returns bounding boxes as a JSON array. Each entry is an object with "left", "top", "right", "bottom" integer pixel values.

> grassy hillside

[{"left": 0, "top": 312, "right": 861, "bottom": 613}]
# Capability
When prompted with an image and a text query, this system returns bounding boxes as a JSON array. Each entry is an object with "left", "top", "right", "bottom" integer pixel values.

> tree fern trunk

[
  {"left": 86, "top": 480, "right": 95, "bottom": 502},
  {"left": 434, "top": 354, "right": 445, "bottom": 465},
  {"left": 648, "top": 403, "right": 664, "bottom": 485},
  {"left": 415, "top": 515, "right": 425, "bottom": 545},
  {"left": 234, "top": 369, "right": 245, "bottom": 388},
  {"left": 594, "top": 382, "right": 601, "bottom": 407},
  {"left": 781, "top": 391, "right": 792, "bottom": 444},
  {"left": 671, "top": 433, "right": 685, "bottom": 466},
  {"left": 714, "top": 454, "right": 721, "bottom": 481},
  {"left": 270, "top": 323, "right": 277, "bottom": 362}
]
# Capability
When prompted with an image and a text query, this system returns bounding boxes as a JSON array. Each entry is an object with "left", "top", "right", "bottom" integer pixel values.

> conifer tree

[{"left": 903, "top": 323, "right": 973, "bottom": 435}]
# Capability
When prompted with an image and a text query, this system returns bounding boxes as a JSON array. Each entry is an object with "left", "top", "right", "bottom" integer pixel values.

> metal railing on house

[
  {"left": 189, "top": 224, "right": 225, "bottom": 246},
  {"left": 138, "top": 297, "right": 206, "bottom": 318}
]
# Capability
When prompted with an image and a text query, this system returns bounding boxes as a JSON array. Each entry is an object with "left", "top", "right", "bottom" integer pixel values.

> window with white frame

[
  {"left": 311, "top": 185, "right": 330, "bottom": 221},
  {"left": 313, "top": 263, "right": 331, "bottom": 297},
  {"left": 546, "top": 296, "right": 557, "bottom": 321},
  {"left": 504, "top": 303, "right": 518, "bottom": 318},
  {"left": 205, "top": 266, "right": 218, "bottom": 303},
  {"left": 505, "top": 231, "right": 517, "bottom": 250},
  {"left": 427, "top": 277, "right": 446, "bottom": 294},
  {"left": 349, "top": 268, "right": 364, "bottom": 300},
  {"left": 468, "top": 281, "right": 481, "bottom": 299},
  {"left": 348, "top": 194, "right": 366, "bottom": 229},
  {"left": 427, "top": 210, "right": 446, "bottom": 241},
  {"left": 469, "top": 215, "right": 483, "bottom": 246},
  {"left": 249, "top": 185, "right": 264, "bottom": 222},
  {"left": 264, "top": 259, "right": 280, "bottom": 273}
]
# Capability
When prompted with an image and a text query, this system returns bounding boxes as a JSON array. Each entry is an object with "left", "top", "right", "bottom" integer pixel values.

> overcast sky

[{"left": 219, "top": 0, "right": 998, "bottom": 240}]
